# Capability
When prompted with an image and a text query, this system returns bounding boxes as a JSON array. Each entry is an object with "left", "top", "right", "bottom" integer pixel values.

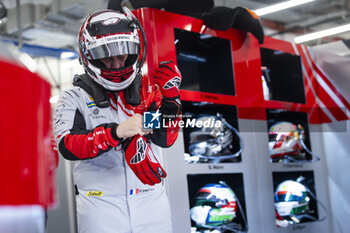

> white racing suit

[{"left": 53, "top": 77, "right": 181, "bottom": 233}]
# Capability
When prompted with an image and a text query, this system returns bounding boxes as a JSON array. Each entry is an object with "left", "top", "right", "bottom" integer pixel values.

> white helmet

[
  {"left": 274, "top": 180, "right": 310, "bottom": 217},
  {"left": 78, "top": 9, "right": 143, "bottom": 91}
]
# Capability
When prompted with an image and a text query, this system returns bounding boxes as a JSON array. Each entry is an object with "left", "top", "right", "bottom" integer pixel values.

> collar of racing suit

[{"left": 73, "top": 72, "right": 142, "bottom": 107}]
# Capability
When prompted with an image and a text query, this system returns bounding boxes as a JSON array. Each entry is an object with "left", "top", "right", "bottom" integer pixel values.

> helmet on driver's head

[
  {"left": 190, "top": 183, "right": 237, "bottom": 228},
  {"left": 268, "top": 121, "right": 305, "bottom": 160},
  {"left": 274, "top": 180, "right": 310, "bottom": 217},
  {"left": 189, "top": 115, "right": 233, "bottom": 158},
  {"left": 78, "top": 10, "right": 141, "bottom": 91}
]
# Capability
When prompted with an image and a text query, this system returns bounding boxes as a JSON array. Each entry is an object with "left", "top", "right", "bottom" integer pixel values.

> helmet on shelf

[
  {"left": 78, "top": 9, "right": 143, "bottom": 91},
  {"left": 274, "top": 180, "right": 310, "bottom": 218},
  {"left": 190, "top": 183, "right": 237, "bottom": 228},
  {"left": 268, "top": 121, "right": 305, "bottom": 161},
  {"left": 188, "top": 115, "right": 235, "bottom": 160}
]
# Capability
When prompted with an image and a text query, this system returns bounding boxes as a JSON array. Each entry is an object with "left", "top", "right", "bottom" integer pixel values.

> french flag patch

[{"left": 130, "top": 189, "right": 139, "bottom": 195}]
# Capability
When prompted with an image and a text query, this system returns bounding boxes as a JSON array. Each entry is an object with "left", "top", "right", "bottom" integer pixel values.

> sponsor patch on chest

[
  {"left": 87, "top": 191, "right": 103, "bottom": 197},
  {"left": 86, "top": 97, "right": 97, "bottom": 108}
]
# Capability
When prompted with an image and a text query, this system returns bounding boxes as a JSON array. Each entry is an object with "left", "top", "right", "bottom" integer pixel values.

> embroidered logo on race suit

[
  {"left": 89, "top": 107, "right": 107, "bottom": 119},
  {"left": 129, "top": 188, "right": 155, "bottom": 195},
  {"left": 130, "top": 188, "right": 139, "bottom": 195},
  {"left": 163, "top": 76, "right": 181, "bottom": 90},
  {"left": 87, "top": 191, "right": 103, "bottom": 197},
  {"left": 55, "top": 103, "right": 65, "bottom": 114},
  {"left": 86, "top": 97, "right": 107, "bottom": 119},
  {"left": 130, "top": 137, "right": 146, "bottom": 164},
  {"left": 87, "top": 97, "right": 97, "bottom": 108}
]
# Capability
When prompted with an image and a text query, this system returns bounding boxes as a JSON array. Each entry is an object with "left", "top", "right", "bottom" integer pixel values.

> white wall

[{"left": 312, "top": 43, "right": 350, "bottom": 233}]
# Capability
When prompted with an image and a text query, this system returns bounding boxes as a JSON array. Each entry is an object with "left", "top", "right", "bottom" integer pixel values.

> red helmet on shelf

[{"left": 268, "top": 121, "right": 305, "bottom": 161}]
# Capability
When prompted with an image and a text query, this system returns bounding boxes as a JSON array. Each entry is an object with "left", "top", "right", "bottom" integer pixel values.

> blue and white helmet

[
  {"left": 275, "top": 180, "right": 310, "bottom": 217},
  {"left": 190, "top": 183, "right": 237, "bottom": 228}
]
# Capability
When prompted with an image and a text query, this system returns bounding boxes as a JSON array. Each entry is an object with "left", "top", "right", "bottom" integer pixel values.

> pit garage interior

[{"left": 0, "top": 1, "right": 349, "bottom": 233}]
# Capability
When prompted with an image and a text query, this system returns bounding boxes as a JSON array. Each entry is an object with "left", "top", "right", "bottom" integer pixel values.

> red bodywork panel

[
  {"left": 0, "top": 59, "right": 56, "bottom": 208},
  {"left": 134, "top": 8, "right": 349, "bottom": 124}
]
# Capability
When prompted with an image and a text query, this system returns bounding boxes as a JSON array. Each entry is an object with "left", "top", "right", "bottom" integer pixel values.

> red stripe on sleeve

[{"left": 63, "top": 126, "right": 120, "bottom": 160}]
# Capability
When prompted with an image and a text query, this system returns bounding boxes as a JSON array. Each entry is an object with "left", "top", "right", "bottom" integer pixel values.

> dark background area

[
  {"left": 260, "top": 47, "right": 306, "bottom": 104},
  {"left": 175, "top": 28, "right": 235, "bottom": 96}
]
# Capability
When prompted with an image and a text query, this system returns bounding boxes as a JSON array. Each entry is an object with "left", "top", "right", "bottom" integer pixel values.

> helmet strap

[
  {"left": 73, "top": 73, "right": 111, "bottom": 108},
  {"left": 124, "top": 71, "right": 142, "bottom": 106}
]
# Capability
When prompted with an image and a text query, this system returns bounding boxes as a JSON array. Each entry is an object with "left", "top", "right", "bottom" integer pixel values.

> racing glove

[
  {"left": 123, "top": 135, "right": 167, "bottom": 185},
  {"left": 153, "top": 60, "right": 182, "bottom": 98}
]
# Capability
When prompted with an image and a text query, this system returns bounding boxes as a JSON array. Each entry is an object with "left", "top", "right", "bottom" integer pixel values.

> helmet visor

[
  {"left": 275, "top": 192, "right": 307, "bottom": 202},
  {"left": 269, "top": 133, "right": 292, "bottom": 142},
  {"left": 88, "top": 40, "right": 139, "bottom": 60}
]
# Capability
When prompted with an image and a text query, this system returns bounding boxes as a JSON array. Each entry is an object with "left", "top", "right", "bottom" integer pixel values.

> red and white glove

[
  {"left": 123, "top": 135, "right": 167, "bottom": 185},
  {"left": 153, "top": 60, "right": 182, "bottom": 98}
]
